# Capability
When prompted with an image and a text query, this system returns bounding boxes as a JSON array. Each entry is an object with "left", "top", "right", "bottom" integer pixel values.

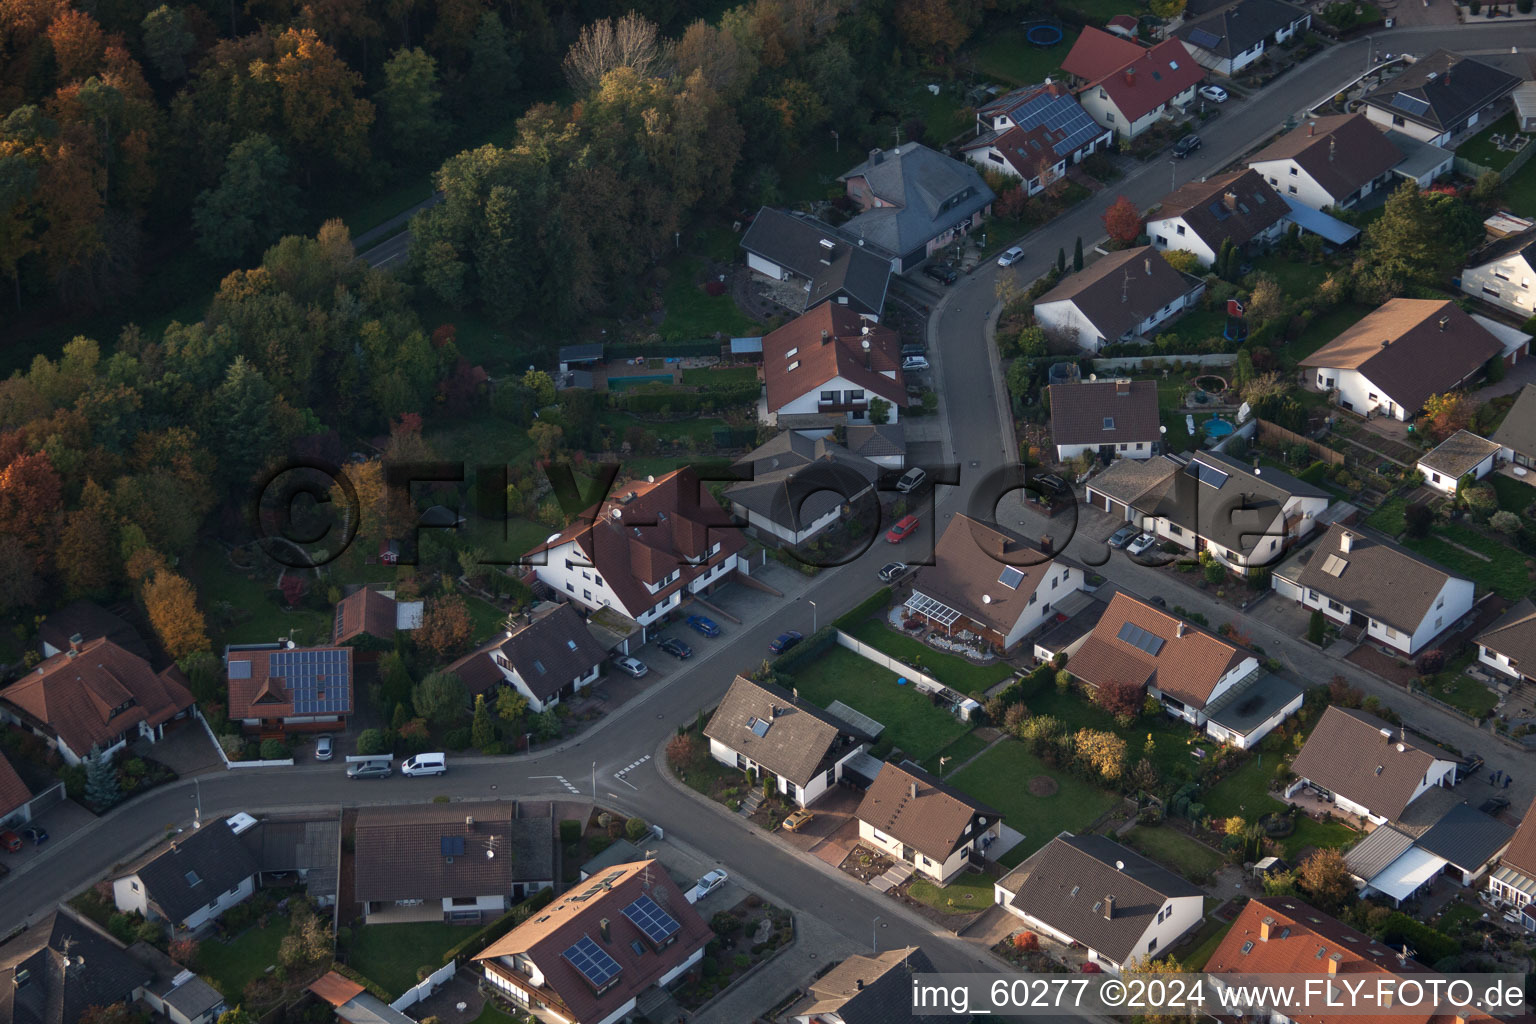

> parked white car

[
  {"left": 902, "top": 355, "right": 930, "bottom": 372},
  {"left": 1199, "top": 85, "right": 1228, "bottom": 103},
  {"left": 1126, "top": 532, "right": 1157, "bottom": 556},
  {"left": 611, "top": 655, "right": 649, "bottom": 678},
  {"left": 686, "top": 869, "right": 729, "bottom": 904},
  {"left": 997, "top": 245, "right": 1025, "bottom": 267}
]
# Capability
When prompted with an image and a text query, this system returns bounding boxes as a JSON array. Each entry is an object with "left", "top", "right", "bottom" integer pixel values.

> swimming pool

[{"left": 1205, "top": 417, "right": 1235, "bottom": 438}]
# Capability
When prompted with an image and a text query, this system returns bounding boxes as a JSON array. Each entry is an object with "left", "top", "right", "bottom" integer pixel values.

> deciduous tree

[
  {"left": 1102, "top": 195, "right": 1141, "bottom": 243},
  {"left": 412, "top": 670, "right": 469, "bottom": 725},
  {"left": 417, "top": 593, "right": 473, "bottom": 658},
  {"left": 193, "top": 134, "right": 300, "bottom": 263},
  {"left": 1298, "top": 847, "right": 1354, "bottom": 913},
  {"left": 378, "top": 47, "right": 445, "bottom": 157},
  {"left": 562, "top": 13, "right": 661, "bottom": 94},
  {"left": 1074, "top": 728, "right": 1127, "bottom": 782},
  {"left": 143, "top": 568, "right": 210, "bottom": 659},
  {"left": 140, "top": 5, "right": 194, "bottom": 81}
]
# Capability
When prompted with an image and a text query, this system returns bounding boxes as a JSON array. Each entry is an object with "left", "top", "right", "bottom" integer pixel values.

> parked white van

[{"left": 401, "top": 752, "right": 447, "bottom": 776}]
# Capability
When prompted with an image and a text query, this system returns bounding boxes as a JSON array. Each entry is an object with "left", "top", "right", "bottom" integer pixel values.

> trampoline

[{"left": 1027, "top": 24, "right": 1064, "bottom": 45}]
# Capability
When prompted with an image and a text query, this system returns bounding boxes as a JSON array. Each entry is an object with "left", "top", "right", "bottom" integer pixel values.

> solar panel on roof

[
  {"left": 1390, "top": 94, "right": 1430, "bottom": 116},
  {"left": 1187, "top": 27, "right": 1223, "bottom": 48},
  {"left": 230, "top": 660, "right": 251, "bottom": 679},
  {"left": 441, "top": 836, "right": 465, "bottom": 857},
  {"left": 1116, "top": 621, "right": 1166, "bottom": 656},
  {"left": 563, "top": 935, "right": 622, "bottom": 988},
  {"left": 1208, "top": 201, "right": 1230, "bottom": 222},
  {"left": 268, "top": 648, "right": 350, "bottom": 715},
  {"left": 623, "top": 894, "right": 681, "bottom": 944},
  {"left": 1188, "top": 460, "right": 1229, "bottom": 489}
]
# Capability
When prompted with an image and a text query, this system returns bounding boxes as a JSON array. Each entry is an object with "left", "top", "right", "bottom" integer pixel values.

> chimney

[
  {"left": 1124, "top": 66, "right": 1136, "bottom": 85},
  {"left": 1144, "top": 257, "right": 1152, "bottom": 276},
  {"left": 600, "top": 918, "right": 611, "bottom": 943},
  {"left": 1382, "top": 990, "right": 1394, "bottom": 1009},
  {"left": 1103, "top": 895, "right": 1115, "bottom": 920},
  {"left": 1307, "top": 122, "right": 1316, "bottom": 137},
  {"left": 910, "top": 780, "right": 919, "bottom": 799},
  {"left": 68, "top": 633, "right": 83, "bottom": 654},
  {"left": 1260, "top": 916, "right": 1275, "bottom": 941},
  {"left": 1177, "top": 622, "right": 1188, "bottom": 638},
  {"left": 1329, "top": 138, "right": 1336, "bottom": 162},
  {"left": 1117, "top": 378, "right": 1130, "bottom": 396},
  {"left": 1224, "top": 192, "right": 1238, "bottom": 211},
  {"left": 868, "top": 147, "right": 883, "bottom": 164},
  {"left": 1327, "top": 953, "right": 1342, "bottom": 975},
  {"left": 1340, "top": 531, "right": 1352, "bottom": 554},
  {"left": 465, "top": 815, "right": 475, "bottom": 827},
  {"left": 856, "top": 979, "right": 865, "bottom": 991},
  {"left": 821, "top": 329, "right": 831, "bottom": 344},
  {"left": 1439, "top": 314, "right": 1450, "bottom": 331}
]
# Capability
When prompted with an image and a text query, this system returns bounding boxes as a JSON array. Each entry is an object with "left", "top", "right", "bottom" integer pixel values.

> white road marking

[{"left": 613, "top": 754, "right": 651, "bottom": 790}]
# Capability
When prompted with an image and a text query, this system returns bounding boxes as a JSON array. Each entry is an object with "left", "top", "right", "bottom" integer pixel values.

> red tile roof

[
  {"left": 225, "top": 645, "right": 354, "bottom": 722},
  {"left": 0, "top": 639, "right": 193, "bottom": 757},
  {"left": 309, "top": 972, "right": 365, "bottom": 1008},
  {"left": 476, "top": 860, "right": 712, "bottom": 1024},
  {"left": 0, "top": 753, "right": 30, "bottom": 819},
  {"left": 1062, "top": 26, "right": 1144, "bottom": 83},
  {"left": 1501, "top": 794, "right": 1536, "bottom": 879},
  {"left": 1067, "top": 591, "right": 1250, "bottom": 708},
  {"left": 1066, "top": 30, "right": 1204, "bottom": 124},
  {"left": 333, "top": 588, "right": 397, "bottom": 645},
  {"left": 524, "top": 468, "right": 746, "bottom": 620},
  {"left": 762, "top": 304, "right": 907, "bottom": 413}
]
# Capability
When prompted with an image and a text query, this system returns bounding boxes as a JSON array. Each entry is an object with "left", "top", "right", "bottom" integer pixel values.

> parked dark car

[
  {"left": 686, "top": 614, "right": 721, "bottom": 637},
  {"left": 19, "top": 827, "right": 47, "bottom": 845},
  {"left": 347, "top": 760, "right": 392, "bottom": 780},
  {"left": 1172, "top": 134, "right": 1202, "bottom": 158},
  {"left": 769, "top": 631, "right": 803, "bottom": 654},
  {"left": 922, "top": 262, "right": 958, "bottom": 285},
  {"left": 656, "top": 635, "right": 693, "bottom": 659}
]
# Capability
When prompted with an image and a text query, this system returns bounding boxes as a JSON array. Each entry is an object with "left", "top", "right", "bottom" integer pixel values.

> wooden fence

[
  {"left": 1255, "top": 419, "right": 1345, "bottom": 466},
  {"left": 1455, "top": 137, "right": 1536, "bottom": 185}
]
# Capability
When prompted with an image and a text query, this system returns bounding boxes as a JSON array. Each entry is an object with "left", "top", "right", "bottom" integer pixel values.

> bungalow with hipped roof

[
  {"left": 1048, "top": 379, "right": 1165, "bottom": 461},
  {"left": 1176, "top": 0, "right": 1311, "bottom": 76},
  {"left": 1360, "top": 50, "right": 1521, "bottom": 148},
  {"left": 724, "top": 432, "right": 880, "bottom": 546},
  {"left": 1416, "top": 429, "right": 1500, "bottom": 495},
  {"left": 785, "top": 947, "right": 947, "bottom": 1024},
  {"left": 1287, "top": 706, "right": 1458, "bottom": 825}
]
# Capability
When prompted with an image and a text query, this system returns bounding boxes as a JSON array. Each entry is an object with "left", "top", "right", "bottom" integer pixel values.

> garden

[
  {"left": 842, "top": 615, "right": 1018, "bottom": 696},
  {"left": 343, "top": 921, "right": 468, "bottom": 998},
  {"left": 672, "top": 896, "right": 793, "bottom": 1010}
]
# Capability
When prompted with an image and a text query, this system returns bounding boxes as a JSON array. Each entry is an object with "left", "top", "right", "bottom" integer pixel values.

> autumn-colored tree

[
  {"left": 1149, "top": 0, "right": 1187, "bottom": 18},
  {"left": 1122, "top": 955, "right": 1192, "bottom": 1023},
  {"left": 168, "top": 937, "right": 198, "bottom": 965},
  {"left": 895, "top": 0, "right": 979, "bottom": 54},
  {"left": 1421, "top": 392, "right": 1479, "bottom": 441},
  {"left": 280, "top": 573, "right": 304, "bottom": 606},
  {"left": 1297, "top": 848, "right": 1354, "bottom": 913},
  {"left": 416, "top": 593, "right": 473, "bottom": 658},
  {"left": 495, "top": 686, "right": 529, "bottom": 723},
  {"left": 1245, "top": 273, "right": 1285, "bottom": 323},
  {"left": 528, "top": 420, "right": 563, "bottom": 459},
  {"left": 249, "top": 28, "right": 375, "bottom": 180},
  {"left": 143, "top": 569, "right": 210, "bottom": 659},
  {"left": 1012, "top": 930, "right": 1039, "bottom": 952},
  {"left": 562, "top": 13, "right": 661, "bottom": 93},
  {"left": 47, "top": 9, "right": 106, "bottom": 83},
  {"left": 994, "top": 186, "right": 1027, "bottom": 220},
  {"left": 1224, "top": 815, "right": 1247, "bottom": 837},
  {"left": 0, "top": 434, "right": 62, "bottom": 569},
  {"left": 1091, "top": 679, "right": 1144, "bottom": 722},
  {"left": 1102, "top": 195, "right": 1142, "bottom": 244},
  {"left": 1161, "top": 248, "right": 1201, "bottom": 274},
  {"left": 667, "top": 732, "right": 703, "bottom": 772},
  {"left": 1074, "top": 728, "right": 1127, "bottom": 782}
]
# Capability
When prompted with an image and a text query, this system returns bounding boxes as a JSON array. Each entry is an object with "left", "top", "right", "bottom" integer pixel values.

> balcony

[{"left": 817, "top": 401, "right": 868, "bottom": 414}]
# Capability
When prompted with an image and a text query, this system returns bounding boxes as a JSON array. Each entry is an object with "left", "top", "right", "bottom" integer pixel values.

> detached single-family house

[
  {"left": 523, "top": 467, "right": 747, "bottom": 632},
  {"left": 446, "top": 603, "right": 608, "bottom": 713},
  {"left": 332, "top": 587, "right": 422, "bottom": 654},
  {"left": 1492, "top": 382, "right": 1536, "bottom": 469},
  {"left": 1176, "top": 0, "right": 1312, "bottom": 77},
  {"left": 1033, "top": 245, "right": 1205, "bottom": 353},
  {"left": 1489, "top": 796, "right": 1536, "bottom": 909},
  {"left": 1462, "top": 228, "right": 1536, "bottom": 324},
  {"left": 1247, "top": 114, "right": 1404, "bottom": 210},
  {"left": 353, "top": 802, "right": 553, "bottom": 923},
  {"left": 994, "top": 833, "right": 1204, "bottom": 972},
  {"left": 1049, "top": 379, "right": 1164, "bottom": 462},
  {"left": 855, "top": 761, "right": 1001, "bottom": 885},
  {"left": 704, "top": 676, "right": 872, "bottom": 808},
  {"left": 475, "top": 859, "right": 712, "bottom": 1024},
  {"left": 0, "top": 909, "right": 157, "bottom": 1024},
  {"left": 128, "top": 941, "right": 229, "bottom": 1024},
  {"left": 1417, "top": 429, "right": 1500, "bottom": 494},
  {"left": 761, "top": 304, "right": 907, "bottom": 427},
  {"left": 1063, "top": 30, "right": 1205, "bottom": 139},
  {"left": 1411, "top": 802, "right": 1514, "bottom": 888},
  {"left": 837, "top": 144, "right": 996, "bottom": 273},
  {"left": 963, "top": 81, "right": 1112, "bottom": 192},
  {"left": 1476, "top": 598, "right": 1536, "bottom": 685},
  {"left": 1299, "top": 298, "right": 1505, "bottom": 421},
  {"left": 1066, "top": 591, "right": 1263, "bottom": 727},
  {"left": 1146, "top": 170, "right": 1288, "bottom": 267},
  {"left": 1273, "top": 524, "right": 1474, "bottom": 657},
  {"left": 904, "top": 515, "right": 1086, "bottom": 652},
  {"left": 224, "top": 643, "right": 354, "bottom": 735},
  {"left": 37, "top": 600, "right": 151, "bottom": 662},
  {"left": 1087, "top": 451, "right": 1330, "bottom": 574},
  {"left": 844, "top": 423, "right": 907, "bottom": 470},
  {"left": 1360, "top": 50, "right": 1521, "bottom": 148},
  {"left": 724, "top": 432, "right": 880, "bottom": 546},
  {"left": 112, "top": 818, "right": 261, "bottom": 933},
  {"left": 0, "top": 751, "right": 64, "bottom": 829},
  {"left": 1287, "top": 706, "right": 1458, "bottom": 825},
  {"left": 739, "top": 208, "right": 893, "bottom": 318},
  {"left": 786, "top": 947, "right": 945, "bottom": 1024},
  {"left": 0, "top": 637, "right": 194, "bottom": 766}
]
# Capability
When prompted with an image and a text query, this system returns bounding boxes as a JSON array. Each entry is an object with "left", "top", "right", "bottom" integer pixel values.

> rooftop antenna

[
  {"left": 1122, "top": 271, "right": 1130, "bottom": 303},
  {"left": 892, "top": 125, "right": 904, "bottom": 146}
]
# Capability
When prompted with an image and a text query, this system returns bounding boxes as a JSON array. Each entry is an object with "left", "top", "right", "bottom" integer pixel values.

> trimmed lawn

[
  {"left": 919, "top": 731, "right": 992, "bottom": 777},
  {"left": 785, "top": 646, "right": 970, "bottom": 760},
  {"left": 1285, "top": 302, "right": 1374, "bottom": 368},
  {"left": 1244, "top": 254, "right": 1329, "bottom": 295},
  {"left": 907, "top": 869, "right": 997, "bottom": 914},
  {"left": 595, "top": 409, "right": 731, "bottom": 447},
  {"left": 1504, "top": 154, "right": 1536, "bottom": 219},
  {"left": 780, "top": 139, "right": 855, "bottom": 203},
  {"left": 197, "top": 919, "right": 292, "bottom": 1001},
  {"left": 681, "top": 367, "right": 758, "bottom": 386},
  {"left": 1421, "top": 672, "right": 1499, "bottom": 719},
  {"left": 1019, "top": 681, "right": 1210, "bottom": 791},
  {"left": 1121, "top": 825, "right": 1224, "bottom": 882},
  {"left": 972, "top": 27, "right": 1077, "bottom": 88},
  {"left": 1456, "top": 113, "right": 1522, "bottom": 173},
  {"left": 1401, "top": 524, "right": 1531, "bottom": 599},
  {"left": 660, "top": 257, "right": 763, "bottom": 341},
  {"left": 1366, "top": 496, "right": 1407, "bottom": 536},
  {"left": 1202, "top": 756, "right": 1357, "bottom": 858},
  {"left": 901, "top": 82, "right": 974, "bottom": 147},
  {"left": 470, "top": 1006, "right": 520, "bottom": 1024},
  {"left": 426, "top": 418, "right": 537, "bottom": 472},
  {"left": 187, "top": 543, "right": 333, "bottom": 650},
  {"left": 464, "top": 593, "right": 510, "bottom": 644},
  {"left": 1181, "top": 917, "right": 1235, "bottom": 971},
  {"left": 348, "top": 921, "right": 471, "bottom": 998},
  {"left": 1491, "top": 474, "right": 1536, "bottom": 514},
  {"left": 949, "top": 739, "right": 1119, "bottom": 867},
  {"left": 845, "top": 618, "right": 1016, "bottom": 695}
]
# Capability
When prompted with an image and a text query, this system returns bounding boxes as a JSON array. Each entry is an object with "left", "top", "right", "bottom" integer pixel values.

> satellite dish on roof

[
  {"left": 647, "top": 475, "right": 655, "bottom": 483},
  {"left": 1090, "top": 374, "right": 1098, "bottom": 381},
  {"left": 487, "top": 849, "right": 495, "bottom": 859},
  {"left": 1115, "top": 860, "right": 1125, "bottom": 871},
  {"left": 547, "top": 534, "right": 561, "bottom": 544},
  {"left": 982, "top": 595, "right": 992, "bottom": 604},
  {"left": 286, "top": 640, "right": 296, "bottom": 649}
]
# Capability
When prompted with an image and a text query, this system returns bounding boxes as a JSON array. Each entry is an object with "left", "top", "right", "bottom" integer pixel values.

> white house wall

[
  {"left": 1309, "top": 366, "right": 1409, "bottom": 420},
  {"left": 1365, "top": 106, "right": 1445, "bottom": 146},
  {"left": 1005, "top": 564, "right": 1086, "bottom": 649},
  {"left": 1479, "top": 645, "right": 1527, "bottom": 681},
  {"left": 1461, "top": 257, "right": 1536, "bottom": 317},
  {"left": 858, "top": 821, "right": 988, "bottom": 885},
  {"left": 440, "top": 894, "right": 507, "bottom": 917},
  {"left": 1251, "top": 159, "right": 1337, "bottom": 210},
  {"left": 774, "top": 373, "right": 902, "bottom": 425},
  {"left": 1056, "top": 439, "right": 1160, "bottom": 463},
  {"left": 1034, "top": 299, "right": 1107, "bottom": 352},
  {"left": 181, "top": 875, "right": 257, "bottom": 931},
  {"left": 1418, "top": 451, "right": 1496, "bottom": 495},
  {"left": 732, "top": 502, "right": 842, "bottom": 546},
  {"left": 1204, "top": 688, "right": 1304, "bottom": 750},
  {"left": 1147, "top": 217, "right": 1218, "bottom": 266}
]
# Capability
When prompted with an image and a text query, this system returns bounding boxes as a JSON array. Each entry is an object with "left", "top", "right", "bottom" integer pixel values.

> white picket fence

[
  {"left": 193, "top": 708, "right": 295, "bottom": 770},
  {"left": 392, "top": 960, "right": 456, "bottom": 1012}
]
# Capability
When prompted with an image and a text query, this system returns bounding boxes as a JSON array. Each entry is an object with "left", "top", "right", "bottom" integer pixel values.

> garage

[
  {"left": 1085, "top": 485, "right": 1126, "bottom": 519},
  {"left": 1271, "top": 567, "right": 1304, "bottom": 602}
]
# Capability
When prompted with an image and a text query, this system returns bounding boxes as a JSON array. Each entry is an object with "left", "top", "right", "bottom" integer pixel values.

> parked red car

[
  {"left": 0, "top": 831, "right": 21, "bottom": 853},
  {"left": 885, "top": 514, "right": 920, "bottom": 543}
]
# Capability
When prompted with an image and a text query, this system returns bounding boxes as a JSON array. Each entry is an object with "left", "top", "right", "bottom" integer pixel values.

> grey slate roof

[
  {"left": 1049, "top": 378, "right": 1163, "bottom": 447},
  {"left": 1137, "top": 451, "right": 1328, "bottom": 557},
  {"left": 844, "top": 423, "right": 907, "bottom": 460},
  {"left": 1467, "top": 228, "right": 1536, "bottom": 278},
  {"left": 128, "top": 819, "right": 260, "bottom": 926},
  {"left": 558, "top": 344, "right": 604, "bottom": 364},
  {"left": 579, "top": 838, "right": 643, "bottom": 879},
  {"left": 1417, "top": 429, "right": 1500, "bottom": 480},
  {"left": 838, "top": 144, "right": 996, "bottom": 259},
  {"left": 1177, "top": 0, "right": 1310, "bottom": 60},
  {"left": 725, "top": 433, "right": 880, "bottom": 533},
  {"left": 1290, "top": 523, "right": 1464, "bottom": 636},
  {"left": 0, "top": 910, "right": 153, "bottom": 1024},
  {"left": 704, "top": 676, "right": 869, "bottom": 788},
  {"left": 1491, "top": 383, "right": 1536, "bottom": 458},
  {"left": 1361, "top": 50, "right": 1521, "bottom": 134},
  {"left": 353, "top": 802, "right": 553, "bottom": 903},
  {"left": 791, "top": 947, "right": 947, "bottom": 1024},
  {"left": 1476, "top": 597, "right": 1536, "bottom": 676},
  {"left": 127, "top": 941, "right": 226, "bottom": 1022},
  {"left": 1344, "top": 825, "right": 1416, "bottom": 880},
  {"left": 493, "top": 603, "right": 608, "bottom": 703},
  {"left": 1415, "top": 802, "right": 1514, "bottom": 872},
  {"left": 1001, "top": 834, "right": 1202, "bottom": 965},
  {"left": 1290, "top": 706, "right": 1453, "bottom": 821},
  {"left": 739, "top": 208, "right": 893, "bottom": 314}
]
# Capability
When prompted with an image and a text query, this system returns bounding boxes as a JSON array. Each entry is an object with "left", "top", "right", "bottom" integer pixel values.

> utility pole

[
  {"left": 809, "top": 600, "right": 817, "bottom": 633},
  {"left": 872, "top": 916, "right": 882, "bottom": 954},
  {"left": 592, "top": 761, "right": 597, "bottom": 798}
]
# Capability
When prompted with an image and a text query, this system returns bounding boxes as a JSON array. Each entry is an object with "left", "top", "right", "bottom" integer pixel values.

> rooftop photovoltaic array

[
  {"left": 1187, "top": 27, "right": 1223, "bottom": 49},
  {"left": 623, "top": 894, "right": 681, "bottom": 944},
  {"left": 1188, "top": 460, "right": 1230, "bottom": 489},
  {"left": 1391, "top": 94, "right": 1431, "bottom": 117},
  {"left": 229, "top": 660, "right": 252, "bottom": 679},
  {"left": 1004, "top": 90, "right": 1106, "bottom": 159},
  {"left": 441, "top": 836, "right": 465, "bottom": 857},
  {"left": 905, "top": 592, "right": 962, "bottom": 628},
  {"left": 267, "top": 648, "right": 351, "bottom": 714},
  {"left": 1116, "top": 621, "right": 1166, "bottom": 656},
  {"left": 563, "top": 935, "right": 622, "bottom": 987}
]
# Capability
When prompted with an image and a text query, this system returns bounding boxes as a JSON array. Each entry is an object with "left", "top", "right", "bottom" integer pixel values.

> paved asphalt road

[{"left": 12, "top": 25, "right": 1536, "bottom": 1005}]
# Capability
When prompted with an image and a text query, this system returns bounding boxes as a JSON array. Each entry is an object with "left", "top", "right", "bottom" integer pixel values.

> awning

[
  {"left": 1361, "top": 846, "right": 1448, "bottom": 903},
  {"left": 1281, "top": 196, "right": 1360, "bottom": 246}
]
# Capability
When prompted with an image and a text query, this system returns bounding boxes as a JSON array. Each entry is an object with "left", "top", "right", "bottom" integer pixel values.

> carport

[{"left": 1359, "top": 846, "right": 1448, "bottom": 906}]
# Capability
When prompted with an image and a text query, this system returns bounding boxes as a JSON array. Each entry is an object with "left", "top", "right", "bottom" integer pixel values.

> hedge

[
  {"left": 771, "top": 626, "right": 837, "bottom": 675},
  {"left": 1295, "top": 461, "right": 1329, "bottom": 484},
  {"left": 834, "top": 587, "right": 892, "bottom": 630},
  {"left": 329, "top": 963, "right": 394, "bottom": 1003},
  {"left": 442, "top": 886, "right": 557, "bottom": 965},
  {"left": 990, "top": 663, "right": 1054, "bottom": 710}
]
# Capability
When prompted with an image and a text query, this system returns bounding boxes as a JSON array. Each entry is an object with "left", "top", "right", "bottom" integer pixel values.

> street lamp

[
  {"left": 809, "top": 600, "right": 817, "bottom": 633},
  {"left": 192, "top": 777, "right": 202, "bottom": 829},
  {"left": 592, "top": 761, "right": 597, "bottom": 798},
  {"left": 1365, "top": 35, "right": 1373, "bottom": 72},
  {"left": 1169, "top": 159, "right": 1177, "bottom": 192},
  {"left": 872, "top": 915, "right": 882, "bottom": 954}
]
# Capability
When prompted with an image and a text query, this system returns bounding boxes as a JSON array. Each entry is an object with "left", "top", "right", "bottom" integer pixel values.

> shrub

[
  {"left": 1204, "top": 561, "right": 1226, "bottom": 585},
  {"left": 357, "top": 729, "right": 387, "bottom": 756},
  {"left": 625, "top": 816, "right": 649, "bottom": 841},
  {"left": 1417, "top": 650, "right": 1445, "bottom": 676},
  {"left": 259, "top": 739, "right": 288, "bottom": 761},
  {"left": 559, "top": 820, "right": 582, "bottom": 845},
  {"left": 1307, "top": 610, "right": 1325, "bottom": 646},
  {"left": 1404, "top": 502, "right": 1434, "bottom": 538},
  {"left": 1013, "top": 931, "right": 1040, "bottom": 952},
  {"left": 1490, "top": 510, "right": 1521, "bottom": 535}
]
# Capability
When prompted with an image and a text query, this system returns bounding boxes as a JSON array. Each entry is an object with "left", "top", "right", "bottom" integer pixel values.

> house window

[
  {"left": 131, "top": 881, "right": 140, "bottom": 892},
  {"left": 1288, "top": 185, "right": 1298, "bottom": 194},
  {"left": 1436, "top": 596, "right": 1444, "bottom": 609},
  {"left": 1384, "top": 625, "right": 1398, "bottom": 639},
  {"left": 1136, "top": 443, "right": 1144, "bottom": 450},
  {"left": 583, "top": 590, "right": 592, "bottom": 600},
  {"left": 594, "top": 575, "right": 603, "bottom": 587},
  {"left": 1328, "top": 600, "right": 1343, "bottom": 612},
  {"left": 1168, "top": 524, "right": 1182, "bottom": 536},
  {"left": 1435, "top": 616, "right": 1442, "bottom": 629},
  {"left": 820, "top": 390, "right": 837, "bottom": 403},
  {"left": 565, "top": 582, "right": 574, "bottom": 593},
  {"left": 848, "top": 389, "right": 865, "bottom": 402},
  {"left": 1052, "top": 576, "right": 1059, "bottom": 589},
  {"left": 1148, "top": 937, "right": 1159, "bottom": 953},
  {"left": 1269, "top": 177, "right": 1278, "bottom": 185},
  {"left": 1099, "top": 88, "right": 1107, "bottom": 99},
  {"left": 1392, "top": 115, "right": 1405, "bottom": 126},
  {"left": 1289, "top": 167, "right": 1298, "bottom": 176},
  {"left": 451, "top": 896, "right": 479, "bottom": 907},
  {"left": 988, "top": 152, "right": 1004, "bottom": 164},
  {"left": 1485, "top": 287, "right": 1502, "bottom": 298},
  {"left": 1495, "top": 270, "right": 1511, "bottom": 281}
]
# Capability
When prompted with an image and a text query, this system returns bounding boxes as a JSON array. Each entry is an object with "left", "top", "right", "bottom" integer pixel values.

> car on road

[
  {"left": 1199, "top": 84, "right": 1228, "bottom": 103},
  {"left": 997, "top": 246, "right": 1025, "bottom": 267},
  {"left": 401, "top": 752, "right": 448, "bottom": 777},
  {"left": 347, "top": 759, "right": 393, "bottom": 780},
  {"left": 782, "top": 809, "right": 815, "bottom": 832},
  {"left": 19, "top": 827, "right": 47, "bottom": 845},
  {"left": 878, "top": 561, "right": 909, "bottom": 583},
  {"left": 769, "top": 631, "right": 803, "bottom": 654},
  {"left": 655, "top": 635, "right": 692, "bottom": 659},
  {"left": 1481, "top": 796, "right": 1511, "bottom": 816},
  {"left": 314, "top": 734, "right": 333, "bottom": 761},
  {"left": 902, "top": 355, "right": 930, "bottom": 372},
  {"left": 1126, "top": 532, "right": 1157, "bottom": 556},
  {"left": 1108, "top": 525, "right": 1139, "bottom": 549},
  {"left": 886, "top": 514, "right": 920, "bottom": 543},
  {"left": 0, "top": 831, "right": 19, "bottom": 853},
  {"left": 1148, "top": 595, "right": 1167, "bottom": 608},
  {"left": 688, "top": 869, "right": 729, "bottom": 903},
  {"left": 922, "top": 262, "right": 958, "bottom": 285},
  {"left": 611, "top": 655, "right": 649, "bottom": 678},
  {"left": 686, "top": 614, "right": 721, "bottom": 637},
  {"left": 896, "top": 467, "right": 927, "bottom": 494},
  {"left": 1172, "top": 134, "right": 1202, "bottom": 158}
]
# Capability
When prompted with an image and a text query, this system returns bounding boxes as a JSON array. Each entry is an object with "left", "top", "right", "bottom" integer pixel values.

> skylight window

[
  {"left": 1103, "top": 417, "right": 1116, "bottom": 430},
  {"left": 1169, "top": 60, "right": 1180, "bottom": 69},
  {"left": 998, "top": 566, "right": 1026, "bottom": 590}
]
